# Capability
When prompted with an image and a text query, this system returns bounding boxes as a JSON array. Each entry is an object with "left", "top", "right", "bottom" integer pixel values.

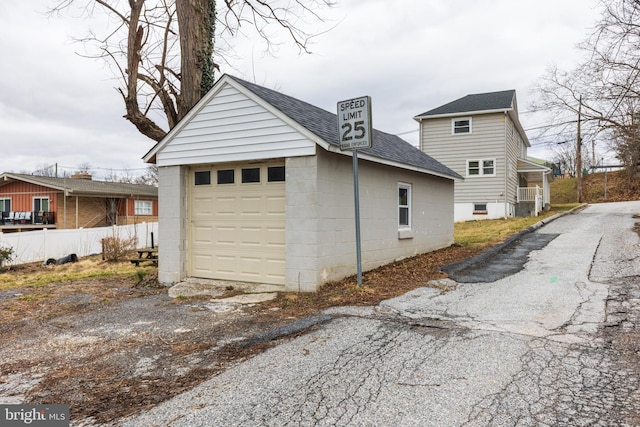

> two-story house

[{"left": 415, "top": 90, "right": 551, "bottom": 222}]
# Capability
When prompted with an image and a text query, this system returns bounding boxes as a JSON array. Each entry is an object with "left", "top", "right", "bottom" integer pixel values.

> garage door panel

[
  {"left": 214, "top": 196, "right": 237, "bottom": 215},
  {"left": 239, "top": 226, "right": 263, "bottom": 246},
  {"left": 239, "top": 196, "right": 262, "bottom": 215},
  {"left": 192, "top": 254, "right": 214, "bottom": 276},
  {"left": 265, "top": 258, "right": 286, "bottom": 281},
  {"left": 215, "top": 225, "right": 239, "bottom": 245},
  {"left": 191, "top": 225, "right": 214, "bottom": 245},
  {"left": 266, "top": 197, "right": 285, "bottom": 216},
  {"left": 266, "top": 227, "right": 285, "bottom": 246}
]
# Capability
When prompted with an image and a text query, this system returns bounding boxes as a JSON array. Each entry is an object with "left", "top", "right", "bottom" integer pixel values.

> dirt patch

[{"left": 0, "top": 245, "right": 481, "bottom": 425}]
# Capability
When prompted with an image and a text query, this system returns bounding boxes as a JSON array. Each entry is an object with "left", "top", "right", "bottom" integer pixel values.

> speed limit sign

[{"left": 337, "top": 96, "right": 372, "bottom": 150}]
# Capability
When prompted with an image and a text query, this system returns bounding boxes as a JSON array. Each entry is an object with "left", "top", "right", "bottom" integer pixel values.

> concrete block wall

[
  {"left": 157, "top": 165, "right": 188, "bottom": 284},
  {"left": 285, "top": 155, "right": 319, "bottom": 292},
  {"left": 312, "top": 150, "right": 455, "bottom": 285},
  {"left": 285, "top": 149, "right": 455, "bottom": 291}
]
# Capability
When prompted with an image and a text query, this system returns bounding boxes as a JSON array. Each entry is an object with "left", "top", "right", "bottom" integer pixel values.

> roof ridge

[{"left": 415, "top": 89, "right": 516, "bottom": 118}]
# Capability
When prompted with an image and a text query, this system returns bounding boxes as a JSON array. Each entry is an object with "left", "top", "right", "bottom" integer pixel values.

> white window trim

[
  {"left": 32, "top": 196, "right": 49, "bottom": 213},
  {"left": 134, "top": 200, "right": 153, "bottom": 216},
  {"left": 398, "top": 182, "right": 412, "bottom": 230},
  {"left": 466, "top": 159, "right": 496, "bottom": 177},
  {"left": 452, "top": 117, "right": 472, "bottom": 135}
]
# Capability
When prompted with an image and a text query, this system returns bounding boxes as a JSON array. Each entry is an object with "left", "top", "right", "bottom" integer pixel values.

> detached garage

[{"left": 144, "top": 75, "right": 461, "bottom": 292}]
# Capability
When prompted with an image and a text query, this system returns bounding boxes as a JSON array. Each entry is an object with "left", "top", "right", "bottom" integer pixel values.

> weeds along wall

[{"left": 0, "top": 222, "right": 159, "bottom": 265}]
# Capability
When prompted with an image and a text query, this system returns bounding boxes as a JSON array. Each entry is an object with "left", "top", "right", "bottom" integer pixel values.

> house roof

[
  {"left": 0, "top": 173, "right": 158, "bottom": 198},
  {"left": 414, "top": 90, "right": 516, "bottom": 118},
  {"left": 145, "top": 74, "right": 462, "bottom": 181},
  {"left": 413, "top": 89, "right": 530, "bottom": 147}
]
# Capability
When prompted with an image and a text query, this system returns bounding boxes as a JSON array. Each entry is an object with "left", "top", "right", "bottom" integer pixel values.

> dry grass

[
  {"left": 0, "top": 255, "right": 155, "bottom": 290},
  {"left": 453, "top": 205, "right": 578, "bottom": 249},
  {"left": 552, "top": 170, "right": 640, "bottom": 204},
  {"left": 0, "top": 256, "right": 159, "bottom": 325}
]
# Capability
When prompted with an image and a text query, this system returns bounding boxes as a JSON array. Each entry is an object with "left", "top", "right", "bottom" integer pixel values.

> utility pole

[{"left": 576, "top": 96, "right": 583, "bottom": 203}]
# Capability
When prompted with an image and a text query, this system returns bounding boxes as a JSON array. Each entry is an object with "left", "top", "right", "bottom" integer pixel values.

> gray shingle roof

[
  {"left": 415, "top": 90, "right": 516, "bottom": 118},
  {"left": 227, "top": 75, "right": 461, "bottom": 180},
  {"left": 0, "top": 173, "right": 158, "bottom": 197}
]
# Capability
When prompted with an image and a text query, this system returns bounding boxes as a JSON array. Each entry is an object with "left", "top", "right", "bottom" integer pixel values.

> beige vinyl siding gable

[
  {"left": 156, "top": 83, "right": 316, "bottom": 167},
  {"left": 421, "top": 113, "right": 506, "bottom": 204}
]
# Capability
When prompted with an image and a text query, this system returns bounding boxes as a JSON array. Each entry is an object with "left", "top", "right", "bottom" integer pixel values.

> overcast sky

[{"left": 0, "top": 1, "right": 602, "bottom": 179}]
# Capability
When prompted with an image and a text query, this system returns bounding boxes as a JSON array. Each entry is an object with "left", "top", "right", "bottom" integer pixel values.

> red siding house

[{"left": 0, "top": 173, "right": 158, "bottom": 232}]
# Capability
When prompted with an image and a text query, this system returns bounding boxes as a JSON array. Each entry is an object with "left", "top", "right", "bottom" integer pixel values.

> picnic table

[{"left": 130, "top": 248, "right": 158, "bottom": 266}]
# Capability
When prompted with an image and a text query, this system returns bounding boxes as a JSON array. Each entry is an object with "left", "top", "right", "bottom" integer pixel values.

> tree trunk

[{"left": 175, "top": 0, "right": 216, "bottom": 121}]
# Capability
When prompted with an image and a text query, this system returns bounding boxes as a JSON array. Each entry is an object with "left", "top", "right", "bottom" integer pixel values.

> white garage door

[{"left": 188, "top": 163, "right": 286, "bottom": 285}]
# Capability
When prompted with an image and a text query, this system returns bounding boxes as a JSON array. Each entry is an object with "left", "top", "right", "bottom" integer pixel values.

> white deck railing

[
  {"left": 517, "top": 186, "right": 540, "bottom": 202},
  {"left": 517, "top": 186, "right": 544, "bottom": 216}
]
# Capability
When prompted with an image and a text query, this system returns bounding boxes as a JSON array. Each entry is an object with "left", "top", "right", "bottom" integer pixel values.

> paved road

[{"left": 121, "top": 201, "right": 640, "bottom": 427}]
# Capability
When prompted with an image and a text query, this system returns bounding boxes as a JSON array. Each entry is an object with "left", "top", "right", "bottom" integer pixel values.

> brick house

[{"left": 0, "top": 172, "right": 158, "bottom": 232}]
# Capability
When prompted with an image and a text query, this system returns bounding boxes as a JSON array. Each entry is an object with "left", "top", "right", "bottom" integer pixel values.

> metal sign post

[{"left": 337, "top": 96, "right": 372, "bottom": 287}]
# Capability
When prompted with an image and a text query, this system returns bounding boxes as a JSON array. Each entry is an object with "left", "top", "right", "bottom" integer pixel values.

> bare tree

[
  {"left": 101, "top": 165, "right": 158, "bottom": 185},
  {"left": 51, "top": 0, "right": 334, "bottom": 142},
  {"left": 531, "top": 0, "right": 640, "bottom": 185},
  {"left": 31, "top": 163, "right": 59, "bottom": 177},
  {"left": 551, "top": 139, "right": 592, "bottom": 178},
  {"left": 133, "top": 165, "right": 159, "bottom": 185}
]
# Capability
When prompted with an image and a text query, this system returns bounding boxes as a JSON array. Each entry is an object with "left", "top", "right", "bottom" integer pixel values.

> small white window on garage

[
  {"left": 452, "top": 118, "right": 472, "bottom": 134},
  {"left": 467, "top": 159, "right": 496, "bottom": 177},
  {"left": 398, "top": 183, "right": 411, "bottom": 228},
  {"left": 135, "top": 200, "right": 153, "bottom": 215}
]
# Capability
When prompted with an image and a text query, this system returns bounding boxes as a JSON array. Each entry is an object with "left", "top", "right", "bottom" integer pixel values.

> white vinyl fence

[{"left": 0, "top": 222, "right": 159, "bottom": 266}]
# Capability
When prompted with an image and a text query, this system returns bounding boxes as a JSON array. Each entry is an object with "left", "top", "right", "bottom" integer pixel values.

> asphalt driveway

[{"left": 121, "top": 201, "right": 640, "bottom": 426}]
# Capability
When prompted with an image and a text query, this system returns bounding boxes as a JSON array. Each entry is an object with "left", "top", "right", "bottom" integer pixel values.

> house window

[
  {"left": 467, "top": 159, "right": 496, "bottom": 177},
  {"left": 217, "top": 169, "right": 235, "bottom": 184},
  {"left": 267, "top": 166, "right": 285, "bottom": 182},
  {"left": 33, "top": 197, "right": 49, "bottom": 213},
  {"left": 452, "top": 118, "right": 472, "bottom": 134},
  {"left": 134, "top": 200, "right": 153, "bottom": 216},
  {"left": 0, "top": 198, "right": 10, "bottom": 213},
  {"left": 474, "top": 203, "right": 488, "bottom": 214},
  {"left": 194, "top": 171, "right": 211, "bottom": 185},
  {"left": 242, "top": 168, "right": 261, "bottom": 183},
  {"left": 398, "top": 183, "right": 411, "bottom": 228}
]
